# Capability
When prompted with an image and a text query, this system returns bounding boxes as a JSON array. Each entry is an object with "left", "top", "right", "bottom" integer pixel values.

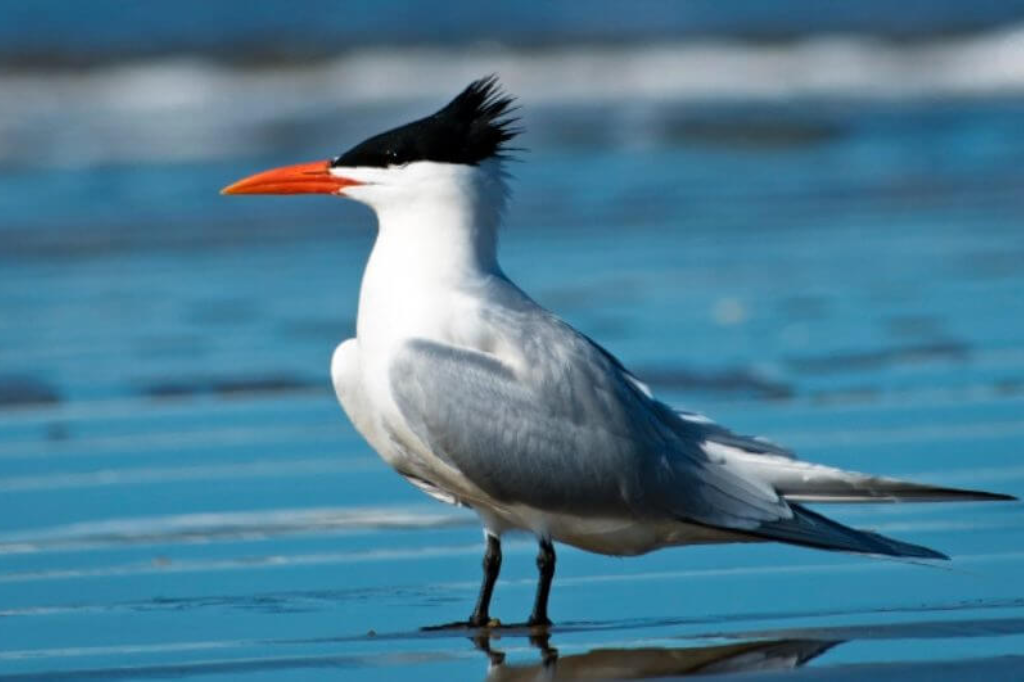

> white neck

[
  {"left": 342, "top": 160, "right": 510, "bottom": 344},
  {"left": 372, "top": 174, "right": 503, "bottom": 281}
]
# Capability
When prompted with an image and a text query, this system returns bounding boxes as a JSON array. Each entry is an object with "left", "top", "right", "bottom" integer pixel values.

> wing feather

[
  {"left": 388, "top": 327, "right": 791, "bottom": 531},
  {"left": 380, "top": 283, "right": 979, "bottom": 559}
]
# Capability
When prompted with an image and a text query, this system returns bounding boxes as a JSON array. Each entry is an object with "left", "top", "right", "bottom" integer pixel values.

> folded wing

[
  {"left": 389, "top": 336, "right": 789, "bottom": 531},
  {"left": 387, "top": 299, "right": 1005, "bottom": 561}
]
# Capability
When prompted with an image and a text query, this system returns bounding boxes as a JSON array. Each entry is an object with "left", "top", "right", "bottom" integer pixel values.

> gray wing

[
  {"left": 388, "top": 311, "right": 952, "bottom": 559},
  {"left": 388, "top": 322, "right": 790, "bottom": 531},
  {"left": 587, "top": 331, "right": 798, "bottom": 461}
]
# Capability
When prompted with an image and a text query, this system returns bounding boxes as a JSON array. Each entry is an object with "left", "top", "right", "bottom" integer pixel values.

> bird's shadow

[{"left": 447, "top": 626, "right": 842, "bottom": 681}]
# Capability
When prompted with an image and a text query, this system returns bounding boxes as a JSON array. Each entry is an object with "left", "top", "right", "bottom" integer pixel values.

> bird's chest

[
  {"left": 356, "top": 262, "right": 495, "bottom": 374},
  {"left": 354, "top": 228, "right": 496, "bottom": 350},
  {"left": 333, "top": 338, "right": 427, "bottom": 482},
  {"left": 346, "top": 292, "right": 465, "bottom": 473},
  {"left": 347, "top": 248, "right": 505, "bottom": 488},
  {"left": 354, "top": 294, "right": 484, "bottom": 440}
]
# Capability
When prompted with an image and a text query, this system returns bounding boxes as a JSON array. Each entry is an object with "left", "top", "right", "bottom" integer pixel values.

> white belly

[{"left": 474, "top": 502, "right": 760, "bottom": 556}]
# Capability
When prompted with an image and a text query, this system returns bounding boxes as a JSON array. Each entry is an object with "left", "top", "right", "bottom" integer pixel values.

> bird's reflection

[{"left": 473, "top": 631, "right": 840, "bottom": 681}]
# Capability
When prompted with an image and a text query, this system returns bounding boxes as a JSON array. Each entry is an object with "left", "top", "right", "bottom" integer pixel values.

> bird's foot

[{"left": 527, "top": 614, "right": 552, "bottom": 628}]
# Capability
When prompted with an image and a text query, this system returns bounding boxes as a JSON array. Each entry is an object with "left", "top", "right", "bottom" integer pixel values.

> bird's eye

[{"left": 384, "top": 148, "right": 412, "bottom": 168}]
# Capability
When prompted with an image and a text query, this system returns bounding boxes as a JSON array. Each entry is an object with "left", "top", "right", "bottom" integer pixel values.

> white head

[{"left": 222, "top": 77, "right": 518, "bottom": 230}]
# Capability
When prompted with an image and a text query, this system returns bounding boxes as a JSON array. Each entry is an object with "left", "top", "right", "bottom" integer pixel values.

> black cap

[{"left": 331, "top": 76, "right": 520, "bottom": 169}]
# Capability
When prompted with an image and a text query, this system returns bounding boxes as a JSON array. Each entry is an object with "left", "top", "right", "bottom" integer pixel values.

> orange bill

[{"left": 221, "top": 160, "right": 361, "bottom": 195}]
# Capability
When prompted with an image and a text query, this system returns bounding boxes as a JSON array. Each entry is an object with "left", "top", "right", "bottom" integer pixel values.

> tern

[{"left": 223, "top": 76, "right": 1015, "bottom": 628}]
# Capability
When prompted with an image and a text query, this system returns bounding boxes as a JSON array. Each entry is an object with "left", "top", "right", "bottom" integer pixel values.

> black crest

[{"left": 331, "top": 76, "right": 519, "bottom": 169}]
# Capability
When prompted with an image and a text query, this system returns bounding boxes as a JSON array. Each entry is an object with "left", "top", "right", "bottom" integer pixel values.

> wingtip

[
  {"left": 866, "top": 532, "right": 949, "bottom": 561},
  {"left": 915, "top": 547, "right": 950, "bottom": 561},
  {"left": 958, "top": 489, "right": 1018, "bottom": 502},
  {"left": 764, "top": 504, "right": 954, "bottom": 561}
]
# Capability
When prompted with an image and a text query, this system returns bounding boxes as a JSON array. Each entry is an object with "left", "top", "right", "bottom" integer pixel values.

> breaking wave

[{"left": 3, "top": 26, "right": 1024, "bottom": 168}]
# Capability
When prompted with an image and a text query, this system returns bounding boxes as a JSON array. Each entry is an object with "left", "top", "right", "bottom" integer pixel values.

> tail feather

[
  {"left": 750, "top": 503, "right": 949, "bottom": 560},
  {"left": 685, "top": 412, "right": 1014, "bottom": 557},
  {"left": 715, "top": 450, "right": 1017, "bottom": 504},
  {"left": 784, "top": 479, "right": 1016, "bottom": 504},
  {"left": 691, "top": 418, "right": 1016, "bottom": 503}
]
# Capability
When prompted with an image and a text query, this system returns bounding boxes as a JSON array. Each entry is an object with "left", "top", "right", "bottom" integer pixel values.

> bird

[{"left": 222, "top": 76, "right": 1016, "bottom": 628}]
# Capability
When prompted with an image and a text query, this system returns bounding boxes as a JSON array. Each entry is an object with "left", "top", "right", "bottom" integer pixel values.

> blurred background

[{"left": 2, "top": 2, "right": 1024, "bottom": 679}]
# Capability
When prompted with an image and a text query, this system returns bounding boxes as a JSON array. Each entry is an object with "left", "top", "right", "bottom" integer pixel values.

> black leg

[
  {"left": 421, "top": 533, "right": 501, "bottom": 631},
  {"left": 468, "top": 533, "right": 502, "bottom": 626},
  {"left": 527, "top": 539, "right": 556, "bottom": 626}
]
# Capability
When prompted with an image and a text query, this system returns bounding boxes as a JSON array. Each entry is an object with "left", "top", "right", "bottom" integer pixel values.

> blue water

[
  {"left": 2, "top": 4, "right": 1024, "bottom": 680},
  {"left": 2, "top": 0, "right": 1023, "bottom": 59}
]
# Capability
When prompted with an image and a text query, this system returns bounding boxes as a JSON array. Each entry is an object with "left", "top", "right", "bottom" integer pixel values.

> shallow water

[{"left": 2, "top": 47, "right": 1024, "bottom": 680}]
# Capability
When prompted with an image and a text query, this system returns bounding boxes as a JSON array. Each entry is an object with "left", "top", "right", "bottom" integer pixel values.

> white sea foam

[
  {"left": 3, "top": 26, "right": 1024, "bottom": 167},
  {"left": 0, "top": 505, "right": 473, "bottom": 554},
  {"left": 0, "top": 457, "right": 378, "bottom": 493}
]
